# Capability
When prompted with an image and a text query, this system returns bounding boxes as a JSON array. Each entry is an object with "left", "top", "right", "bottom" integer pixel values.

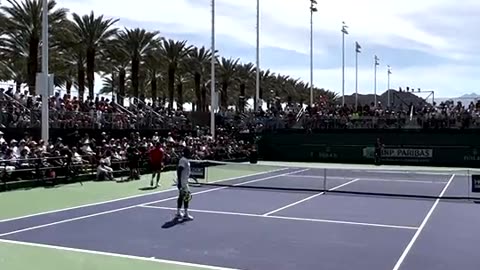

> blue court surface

[{"left": 1, "top": 167, "right": 480, "bottom": 270}]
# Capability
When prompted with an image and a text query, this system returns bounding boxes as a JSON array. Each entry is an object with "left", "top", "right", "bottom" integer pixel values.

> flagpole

[
  {"left": 210, "top": 0, "right": 216, "bottom": 138},
  {"left": 309, "top": 0, "right": 317, "bottom": 107},
  {"left": 341, "top": 22, "right": 348, "bottom": 106},
  {"left": 41, "top": 0, "right": 49, "bottom": 143},
  {"left": 374, "top": 55, "right": 379, "bottom": 106},
  {"left": 387, "top": 65, "right": 391, "bottom": 107},
  {"left": 255, "top": 0, "right": 260, "bottom": 111},
  {"left": 355, "top": 46, "right": 358, "bottom": 108}
]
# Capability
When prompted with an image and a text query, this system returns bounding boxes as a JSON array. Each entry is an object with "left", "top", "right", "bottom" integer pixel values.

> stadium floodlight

[
  {"left": 211, "top": 0, "right": 216, "bottom": 138},
  {"left": 41, "top": 0, "right": 49, "bottom": 142},
  {"left": 341, "top": 21, "right": 348, "bottom": 106},
  {"left": 309, "top": 0, "right": 317, "bottom": 107}
]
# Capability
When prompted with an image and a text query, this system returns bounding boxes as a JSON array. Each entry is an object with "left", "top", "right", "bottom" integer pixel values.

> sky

[{"left": 55, "top": 0, "right": 480, "bottom": 98}]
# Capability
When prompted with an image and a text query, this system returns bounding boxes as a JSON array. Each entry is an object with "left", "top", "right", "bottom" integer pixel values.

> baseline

[{"left": 0, "top": 169, "right": 307, "bottom": 237}]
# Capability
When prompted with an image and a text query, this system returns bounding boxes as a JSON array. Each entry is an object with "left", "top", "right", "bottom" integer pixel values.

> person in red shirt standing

[{"left": 149, "top": 141, "right": 165, "bottom": 188}]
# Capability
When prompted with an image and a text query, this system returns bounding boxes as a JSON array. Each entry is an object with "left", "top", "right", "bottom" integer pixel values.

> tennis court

[{"left": 1, "top": 161, "right": 480, "bottom": 270}]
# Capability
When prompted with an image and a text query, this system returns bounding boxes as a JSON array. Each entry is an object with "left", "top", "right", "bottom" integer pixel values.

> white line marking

[
  {"left": 0, "top": 238, "right": 238, "bottom": 270},
  {"left": 139, "top": 205, "right": 418, "bottom": 230},
  {"left": 0, "top": 167, "right": 288, "bottom": 223},
  {"left": 287, "top": 175, "right": 447, "bottom": 184},
  {"left": 262, "top": 178, "right": 360, "bottom": 216},
  {"left": 391, "top": 174, "right": 455, "bottom": 270},
  {"left": 0, "top": 169, "right": 307, "bottom": 237}
]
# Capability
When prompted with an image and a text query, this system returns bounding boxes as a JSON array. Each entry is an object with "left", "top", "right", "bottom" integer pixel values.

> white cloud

[
  {"left": 276, "top": 64, "right": 480, "bottom": 98},
  {"left": 57, "top": 0, "right": 480, "bottom": 97}
]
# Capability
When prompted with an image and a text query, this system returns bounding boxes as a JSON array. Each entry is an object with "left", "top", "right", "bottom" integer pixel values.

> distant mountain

[
  {"left": 458, "top": 93, "right": 480, "bottom": 99},
  {"left": 436, "top": 93, "right": 480, "bottom": 105}
]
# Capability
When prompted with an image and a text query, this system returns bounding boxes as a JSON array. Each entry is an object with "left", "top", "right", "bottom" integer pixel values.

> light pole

[
  {"left": 355, "top": 41, "right": 361, "bottom": 108},
  {"left": 387, "top": 65, "right": 392, "bottom": 107},
  {"left": 210, "top": 0, "right": 216, "bottom": 138},
  {"left": 255, "top": 0, "right": 260, "bottom": 111},
  {"left": 374, "top": 55, "right": 380, "bottom": 106},
  {"left": 341, "top": 21, "right": 349, "bottom": 106},
  {"left": 41, "top": 0, "right": 49, "bottom": 143},
  {"left": 309, "top": 0, "right": 317, "bottom": 107}
]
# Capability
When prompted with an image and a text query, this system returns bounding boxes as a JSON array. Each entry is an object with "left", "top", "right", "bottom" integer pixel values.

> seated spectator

[{"left": 97, "top": 151, "right": 113, "bottom": 181}]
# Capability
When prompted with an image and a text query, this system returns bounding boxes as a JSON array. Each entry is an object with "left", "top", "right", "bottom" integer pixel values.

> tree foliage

[{"left": 0, "top": 0, "right": 337, "bottom": 110}]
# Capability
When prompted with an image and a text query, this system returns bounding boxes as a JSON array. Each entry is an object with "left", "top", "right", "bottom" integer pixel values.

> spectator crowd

[{"left": 2, "top": 85, "right": 480, "bottom": 185}]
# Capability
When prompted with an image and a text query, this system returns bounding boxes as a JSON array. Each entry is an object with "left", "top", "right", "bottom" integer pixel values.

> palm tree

[
  {"left": 1, "top": 0, "right": 68, "bottom": 94},
  {"left": 235, "top": 62, "right": 254, "bottom": 112},
  {"left": 100, "top": 42, "right": 130, "bottom": 105},
  {"left": 144, "top": 43, "right": 163, "bottom": 102},
  {"left": 218, "top": 57, "right": 239, "bottom": 109},
  {"left": 186, "top": 46, "right": 212, "bottom": 111},
  {"left": 160, "top": 39, "right": 191, "bottom": 109},
  {"left": 116, "top": 28, "right": 159, "bottom": 101},
  {"left": 70, "top": 11, "right": 118, "bottom": 98}
]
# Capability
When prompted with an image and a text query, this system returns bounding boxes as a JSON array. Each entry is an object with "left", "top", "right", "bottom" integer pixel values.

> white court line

[
  {"left": 288, "top": 175, "right": 447, "bottom": 184},
  {"left": 139, "top": 205, "right": 418, "bottom": 230},
  {"left": 0, "top": 238, "right": 238, "bottom": 270},
  {"left": 0, "top": 167, "right": 289, "bottom": 223},
  {"left": 0, "top": 169, "right": 308, "bottom": 237},
  {"left": 262, "top": 178, "right": 360, "bottom": 216},
  {"left": 391, "top": 174, "right": 456, "bottom": 270}
]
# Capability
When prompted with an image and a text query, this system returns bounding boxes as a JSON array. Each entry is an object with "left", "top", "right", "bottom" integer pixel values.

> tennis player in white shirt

[{"left": 176, "top": 147, "right": 193, "bottom": 221}]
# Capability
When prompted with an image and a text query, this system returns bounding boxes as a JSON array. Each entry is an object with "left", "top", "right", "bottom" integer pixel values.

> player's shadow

[
  {"left": 161, "top": 218, "right": 188, "bottom": 229},
  {"left": 138, "top": 186, "right": 157, "bottom": 191}
]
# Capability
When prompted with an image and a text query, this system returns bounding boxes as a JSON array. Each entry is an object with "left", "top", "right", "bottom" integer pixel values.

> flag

[
  {"left": 341, "top": 22, "right": 349, "bottom": 35},
  {"left": 374, "top": 55, "right": 380, "bottom": 66},
  {"left": 355, "top": 42, "right": 361, "bottom": 53}
]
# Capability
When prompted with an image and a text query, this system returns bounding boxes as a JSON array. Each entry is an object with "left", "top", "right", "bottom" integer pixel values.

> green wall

[{"left": 258, "top": 129, "right": 480, "bottom": 167}]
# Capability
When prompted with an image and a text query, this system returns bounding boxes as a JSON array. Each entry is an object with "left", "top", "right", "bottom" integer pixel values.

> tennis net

[{"left": 190, "top": 160, "right": 480, "bottom": 200}]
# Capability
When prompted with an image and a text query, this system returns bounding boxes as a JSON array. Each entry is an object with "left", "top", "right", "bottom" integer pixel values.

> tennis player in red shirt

[{"left": 149, "top": 141, "right": 165, "bottom": 188}]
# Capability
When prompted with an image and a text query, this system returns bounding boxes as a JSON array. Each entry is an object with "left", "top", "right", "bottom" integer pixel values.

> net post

[
  {"left": 467, "top": 169, "right": 471, "bottom": 201},
  {"left": 323, "top": 168, "right": 327, "bottom": 192},
  {"left": 206, "top": 163, "right": 209, "bottom": 183}
]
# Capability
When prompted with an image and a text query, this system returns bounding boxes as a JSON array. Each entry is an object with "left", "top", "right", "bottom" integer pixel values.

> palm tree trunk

[
  {"left": 86, "top": 48, "right": 95, "bottom": 98},
  {"left": 239, "top": 83, "right": 246, "bottom": 113},
  {"left": 132, "top": 58, "right": 140, "bottom": 102},
  {"left": 15, "top": 81, "right": 22, "bottom": 93},
  {"left": 28, "top": 37, "right": 39, "bottom": 95},
  {"left": 167, "top": 66, "right": 175, "bottom": 109},
  {"left": 221, "top": 82, "right": 228, "bottom": 109},
  {"left": 201, "top": 85, "right": 207, "bottom": 112},
  {"left": 77, "top": 65, "right": 86, "bottom": 102},
  {"left": 194, "top": 73, "right": 201, "bottom": 112},
  {"left": 66, "top": 79, "right": 72, "bottom": 95},
  {"left": 176, "top": 82, "right": 183, "bottom": 111},
  {"left": 151, "top": 75, "right": 157, "bottom": 102},
  {"left": 118, "top": 68, "right": 126, "bottom": 106}
]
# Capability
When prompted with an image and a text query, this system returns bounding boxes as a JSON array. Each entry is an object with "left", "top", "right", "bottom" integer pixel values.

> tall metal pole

[
  {"left": 355, "top": 46, "right": 359, "bottom": 108},
  {"left": 341, "top": 22, "right": 348, "bottom": 106},
  {"left": 41, "top": 0, "right": 49, "bottom": 143},
  {"left": 387, "top": 65, "right": 391, "bottom": 107},
  {"left": 374, "top": 55, "right": 379, "bottom": 106},
  {"left": 255, "top": 0, "right": 260, "bottom": 111},
  {"left": 210, "top": 0, "right": 216, "bottom": 138},
  {"left": 309, "top": 1, "right": 317, "bottom": 107}
]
